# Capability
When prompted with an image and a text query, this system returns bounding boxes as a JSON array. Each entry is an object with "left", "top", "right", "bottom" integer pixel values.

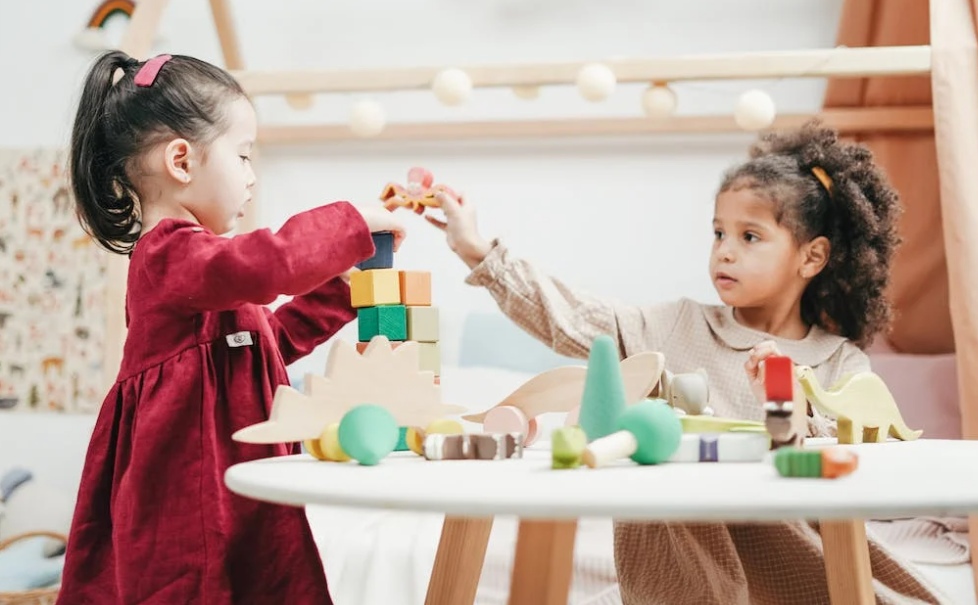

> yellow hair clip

[{"left": 811, "top": 166, "right": 834, "bottom": 199}]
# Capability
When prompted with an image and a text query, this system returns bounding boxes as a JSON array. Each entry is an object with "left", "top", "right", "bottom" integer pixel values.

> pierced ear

[
  {"left": 163, "top": 139, "right": 193, "bottom": 184},
  {"left": 801, "top": 236, "right": 831, "bottom": 278}
]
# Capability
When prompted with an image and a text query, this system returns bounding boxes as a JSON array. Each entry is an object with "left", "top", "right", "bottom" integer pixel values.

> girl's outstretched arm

[
  {"left": 140, "top": 201, "right": 375, "bottom": 313},
  {"left": 427, "top": 192, "right": 680, "bottom": 359}
]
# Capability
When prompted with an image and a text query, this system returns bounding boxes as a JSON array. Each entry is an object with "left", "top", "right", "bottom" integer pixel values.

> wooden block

[
  {"left": 764, "top": 356, "right": 794, "bottom": 401},
  {"left": 399, "top": 270, "right": 432, "bottom": 306},
  {"left": 357, "top": 340, "right": 404, "bottom": 354},
  {"left": 351, "top": 269, "right": 400, "bottom": 308},
  {"left": 418, "top": 341, "right": 440, "bottom": 375},
  {"left": 356, "top": 231, "right": 394, "bottom": 270},
  {"left": 358, "top": 305, "right": 407, "bottom": 341},
  {"left": 407, "top": 306, "right": 440, "bottom": 342}
]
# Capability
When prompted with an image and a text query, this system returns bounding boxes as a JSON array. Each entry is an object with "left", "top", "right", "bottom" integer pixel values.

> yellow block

[{"left": 350, "top": 269, "right": 400, "bottom": 308}]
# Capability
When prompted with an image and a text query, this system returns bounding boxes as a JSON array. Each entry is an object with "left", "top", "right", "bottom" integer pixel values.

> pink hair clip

[{"left": 134, "top": 54, "right": 172, "bottom": 87}]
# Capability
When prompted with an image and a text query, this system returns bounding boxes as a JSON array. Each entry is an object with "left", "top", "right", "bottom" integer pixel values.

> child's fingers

[
  {"left": 748, "top": 340, "right": 780, "bottom": 364},
  {"left": 390, "top": 226, "right": 406, "bottom": 251},
  {"left": 744, "top": 356, "right": 758, "bottom": 375},
  {"left": 425, "top": 215, "right": 447, "bottom": 230},
  {"left": 435, "top": 191, "right": 462, "bottom": 217}
]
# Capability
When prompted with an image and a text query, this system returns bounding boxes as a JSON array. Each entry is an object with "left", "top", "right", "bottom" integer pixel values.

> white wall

[{"left": 0, "top": 0, "right": 844, "bottom": 369}]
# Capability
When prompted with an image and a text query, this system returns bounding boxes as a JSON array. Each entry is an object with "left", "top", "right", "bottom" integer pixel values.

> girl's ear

[
  {"left": 801, "top": 236, "right": 831, "bottom": 279},
  {"left": 163, "top": 138, "right": 193, "bottom": 184}
]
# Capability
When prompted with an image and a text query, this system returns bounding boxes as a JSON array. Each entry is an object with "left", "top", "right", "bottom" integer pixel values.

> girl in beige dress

[{"left": 427, "top": 121, "right": 949, "bottom": 604}]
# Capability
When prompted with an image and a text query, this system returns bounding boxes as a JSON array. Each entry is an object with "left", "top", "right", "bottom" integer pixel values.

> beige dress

[{"left": 466, "top": 240, "right": 950, "bottom": 605}]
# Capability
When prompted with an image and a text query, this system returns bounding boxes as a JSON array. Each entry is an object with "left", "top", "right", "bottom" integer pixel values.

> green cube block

[{"left": 358, "top": 305, "right": 407, "bottom": 341}]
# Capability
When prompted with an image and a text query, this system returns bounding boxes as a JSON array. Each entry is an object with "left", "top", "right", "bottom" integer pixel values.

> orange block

[{"left": 399, "top": 270, "right": 431, "bottom": 306}]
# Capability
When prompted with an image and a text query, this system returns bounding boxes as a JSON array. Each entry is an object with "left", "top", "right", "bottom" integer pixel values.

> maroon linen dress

[{"left": 57, "top": 202, "right": 374, "bottom": 604}]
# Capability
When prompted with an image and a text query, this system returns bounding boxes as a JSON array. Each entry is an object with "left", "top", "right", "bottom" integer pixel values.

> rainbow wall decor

[{"left": 74, "top": 0, "right": 138, "bottom": 51}]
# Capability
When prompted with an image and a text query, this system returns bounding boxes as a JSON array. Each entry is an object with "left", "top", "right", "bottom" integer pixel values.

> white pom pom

[
  {"left": 641, "top": 84, "right": 677, "bottom": 118},
  {"left": 575, "top": 63, "right": 616, "bottom": 102},
  {"left": 512, "top": 85, "right": 540, "bottom": 100},
  {"left": 432, "top": 68, "right": 473, "bottom": 106},
  {"left": 349, "top": 100, "right": 386, "bottom": 138},
  {"left": 734, "top": 89, "right": 776, "bottom": 131}
]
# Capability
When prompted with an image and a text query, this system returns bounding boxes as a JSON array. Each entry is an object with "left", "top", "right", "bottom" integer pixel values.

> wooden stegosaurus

[{"left": 232, "top": 337, "right": 465, "bottom": 444}]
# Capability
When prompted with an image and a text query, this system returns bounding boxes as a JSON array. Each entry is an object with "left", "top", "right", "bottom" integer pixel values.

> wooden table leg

[
  {"left": 820, "top": 519, "right": 874, "bottom": 605},
  {"left": 424, "top": 516, "right": 493, "bottom": 605},
  {"left": 507, "top": 519, "right": 578, "bottom": 605}
]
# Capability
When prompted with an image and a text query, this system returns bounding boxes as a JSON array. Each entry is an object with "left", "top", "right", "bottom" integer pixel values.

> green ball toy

[{"left": 338, "top": 404, "right": 400, "bottom": 466}]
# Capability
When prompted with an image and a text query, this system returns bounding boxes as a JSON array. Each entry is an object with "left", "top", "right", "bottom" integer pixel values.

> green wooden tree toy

[{"left": 577, "top": 334, "right": 629, "bottom": 442}]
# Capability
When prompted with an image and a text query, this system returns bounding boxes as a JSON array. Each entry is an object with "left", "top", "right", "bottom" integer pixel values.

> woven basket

[{"left": 0, "top": 531, "right": 65, "bottom": 605}]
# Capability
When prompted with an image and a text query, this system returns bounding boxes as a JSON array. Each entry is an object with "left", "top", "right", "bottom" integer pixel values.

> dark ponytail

[
  {"left": 69, "top": 50, "right": 245, "bottom": 255},
  {"left": 70, "top": 51, "right": 140, "bottom": 254}
]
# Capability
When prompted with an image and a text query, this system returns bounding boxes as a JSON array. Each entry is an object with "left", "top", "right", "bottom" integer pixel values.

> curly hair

[{"left": 718, "top": 120, "right": 902, "bottom": 348}]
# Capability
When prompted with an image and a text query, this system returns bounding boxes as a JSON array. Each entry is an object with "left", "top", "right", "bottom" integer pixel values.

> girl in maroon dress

[{"left": 57, "top": 51, "right": 405, "bottom": 604}]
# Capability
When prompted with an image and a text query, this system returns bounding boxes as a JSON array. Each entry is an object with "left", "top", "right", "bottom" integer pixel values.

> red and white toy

[{"left": 763, "top": 355, "right": 806, "bottom": 448}]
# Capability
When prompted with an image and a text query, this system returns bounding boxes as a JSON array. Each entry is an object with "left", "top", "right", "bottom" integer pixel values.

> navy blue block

[{"left": 356, "top": 231, "right": 394, "bottom": 270}]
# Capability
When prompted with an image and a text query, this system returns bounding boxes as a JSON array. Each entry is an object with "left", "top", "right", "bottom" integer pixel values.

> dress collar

[{"left": 701, "top": 304, "right": 850, "bottom": 367}]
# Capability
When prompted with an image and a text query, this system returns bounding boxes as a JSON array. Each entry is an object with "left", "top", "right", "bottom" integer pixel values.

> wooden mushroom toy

[{"left": 582, "top": 399, "right": 682, "bottom": 468}]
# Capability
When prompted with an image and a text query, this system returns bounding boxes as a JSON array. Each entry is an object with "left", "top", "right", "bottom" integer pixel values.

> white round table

[{"left": 226, "top": 439, "right": 978, "bottom": 605}]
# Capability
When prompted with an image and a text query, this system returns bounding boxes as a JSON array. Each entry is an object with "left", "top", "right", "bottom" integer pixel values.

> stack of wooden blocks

[{"left": 350, "top": 231, "right": 441, "bottom": 382}]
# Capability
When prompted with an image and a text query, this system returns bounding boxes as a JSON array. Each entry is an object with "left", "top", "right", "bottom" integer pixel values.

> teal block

[{"left": 358, "top": 305, "right": 407, "bottom": 341}]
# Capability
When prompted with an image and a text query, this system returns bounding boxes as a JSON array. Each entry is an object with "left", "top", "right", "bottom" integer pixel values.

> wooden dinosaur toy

[
  {"left": 379, "top": 167, "right": 461, "bottom": 215},
  {"left": 232, "top": 337, "right": 466, "bottom": 444},
  {"left": 795, "top": 366, "right": 923, "bottom": 444}
]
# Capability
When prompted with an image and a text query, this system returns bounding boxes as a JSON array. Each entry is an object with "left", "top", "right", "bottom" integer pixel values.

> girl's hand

[
  {"left": 339, "top": 267, "right": 358, "bottom": 285},
  {"left": 354, "top": 204, "right": 407, "bottom": 251},
  {"left": 426, "top": 191, "right": 492, "bottom": 269},
  {"left": 745, "top": 340, "right": 783, "bottom": 403}
]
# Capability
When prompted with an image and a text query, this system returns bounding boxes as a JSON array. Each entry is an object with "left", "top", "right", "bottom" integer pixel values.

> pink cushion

[{"left": 867, "top": 351, "right": 961, "bottom": 440}]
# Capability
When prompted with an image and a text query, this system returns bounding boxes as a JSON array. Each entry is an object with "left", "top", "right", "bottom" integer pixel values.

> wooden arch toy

[{"left": 461, "top": 351, "right": 665, "bottom": 446}]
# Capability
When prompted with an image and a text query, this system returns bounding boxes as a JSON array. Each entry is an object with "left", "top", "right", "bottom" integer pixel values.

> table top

[{"left": 224, "top": 438, "right": 978, "bottom": 522}]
